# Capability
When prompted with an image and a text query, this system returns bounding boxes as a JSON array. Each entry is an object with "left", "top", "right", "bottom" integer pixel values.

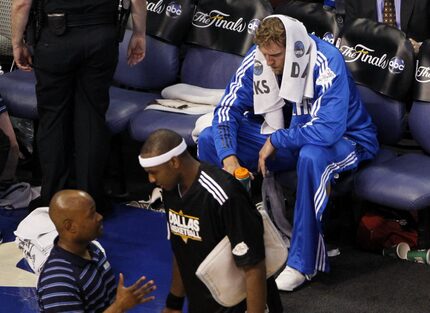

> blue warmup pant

[
  {"left": 198, "top": 118, "right": 371, "bottom": 274},
  {"left": 198, "top": 117, "right": 296, "bottom": 173}
]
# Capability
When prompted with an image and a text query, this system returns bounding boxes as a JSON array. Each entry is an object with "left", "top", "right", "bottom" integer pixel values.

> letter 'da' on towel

[{"left": 195, "top": 210, "right": 288, "bottom": 307}]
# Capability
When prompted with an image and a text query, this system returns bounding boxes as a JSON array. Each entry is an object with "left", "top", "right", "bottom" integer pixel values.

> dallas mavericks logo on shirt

[
  {"left": 168, "top": 209, "right": 201, "bottom": 243},
  {"left": 247, "top": 19, "right": 260, "bottom": 35},
  {"left": 166, "top": 2, "right": 182, "bottom": 18},
  {"left": 294, "top": 41, "right": 305, "bottom": 58},
  {"left": 388, "top": 57, "right": 405, "bottom": 74},
  {"left": 254, "top": 60, "right": 263, "bottom": 76},
  {"left": 322, "top": 32, "right": 335, "bottom": 45}
]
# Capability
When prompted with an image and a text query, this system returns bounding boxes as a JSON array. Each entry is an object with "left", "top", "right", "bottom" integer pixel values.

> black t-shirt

[
  {"left": 44, "top": 0, "right": 117, "bottom": 14},
  {"left": 163, "top": 163, "right": 266, "bottom": 313}
]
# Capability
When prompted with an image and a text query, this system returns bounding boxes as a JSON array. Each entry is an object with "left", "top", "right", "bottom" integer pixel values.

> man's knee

[
  {"left": 298, "top": 145, "right": 327, "bottom": 169},
  {"left": 197, "top": 127, "right": 216, "bottom": 162}
]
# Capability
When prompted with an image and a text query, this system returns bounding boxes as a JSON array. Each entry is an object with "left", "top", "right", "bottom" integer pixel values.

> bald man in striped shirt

[{"left": 37, "top": 190, "right": 156, "bottom": 313}]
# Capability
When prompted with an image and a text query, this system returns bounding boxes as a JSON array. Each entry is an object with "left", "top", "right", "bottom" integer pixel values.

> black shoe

[{"left": 0, "top": 231, "right": 3, "bottom": 244}]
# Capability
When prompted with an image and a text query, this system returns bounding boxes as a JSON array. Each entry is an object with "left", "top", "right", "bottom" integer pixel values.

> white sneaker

[{"left": 275, "top": 266, "right": 307, "bottom": 291}]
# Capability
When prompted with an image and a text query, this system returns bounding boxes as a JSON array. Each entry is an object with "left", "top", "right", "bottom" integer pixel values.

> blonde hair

[{"left": 254, "top": 17, "right": 286, "bottom": 48}]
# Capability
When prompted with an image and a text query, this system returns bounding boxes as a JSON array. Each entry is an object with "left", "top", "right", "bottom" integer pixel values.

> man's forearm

[
  {"left": 11, "top": 0, "right": 33, "bottom": 47},
  {"left": 130, "top": 0, "right": 146, "bottom": 35},
  {"left": 244, "top": 260, "right": 267, "bottom": 313},
  {"left": 170, "top": 256, "right": 186, "bottom": 297}
]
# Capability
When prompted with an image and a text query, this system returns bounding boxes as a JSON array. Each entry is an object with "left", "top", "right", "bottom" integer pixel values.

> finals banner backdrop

[
  {"left": 413, "top": 40, "right": 430, "bottom": 102},
  {"left": 340, "top": 18, "right": 414, "bottom": 101},
  {"left": 146, "top": 0, "right": 196, "bottom": 45},
  {"left": 185, "top": 0, "right": 273, "bottom": 56}
]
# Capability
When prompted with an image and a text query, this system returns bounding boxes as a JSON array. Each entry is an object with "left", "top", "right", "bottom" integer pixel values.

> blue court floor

[{"left": 0, "top": 204, "right": 172, "bottom": 313}]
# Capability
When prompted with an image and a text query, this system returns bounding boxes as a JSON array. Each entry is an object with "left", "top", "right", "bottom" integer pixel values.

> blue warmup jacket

[{"left": 212, "top": 35, "right": 378, "bottom": 161}]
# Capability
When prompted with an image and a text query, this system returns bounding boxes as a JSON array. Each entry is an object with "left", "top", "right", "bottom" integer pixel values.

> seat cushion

[
  {"left": 180, "top": 46, "right": 243, "bottom": 89},
  {"left": 129, "top": 109, "right": 201, "bottom": 145},
  {"left": 0, "top": 70, "right": 37, "bottom": 119},
  {"left": 355, "top": 153, "right": 430, "bottom": 210},
  {"left": 107, "top": 87, "right": 160, "bottom": 134}
]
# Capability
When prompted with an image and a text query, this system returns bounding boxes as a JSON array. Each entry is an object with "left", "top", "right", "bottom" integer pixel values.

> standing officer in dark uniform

[{"left": 11, "top": 0, "right": 147, "bottom": 211}]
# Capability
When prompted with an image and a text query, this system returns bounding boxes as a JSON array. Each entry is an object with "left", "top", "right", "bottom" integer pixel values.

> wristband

[{"left": 166, "top": 292, "right": 185, "bottom": 310}]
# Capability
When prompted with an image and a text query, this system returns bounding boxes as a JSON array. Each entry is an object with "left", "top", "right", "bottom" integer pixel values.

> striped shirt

[{"left": 37, "top": 239, "right": 116, "bottom": 313}]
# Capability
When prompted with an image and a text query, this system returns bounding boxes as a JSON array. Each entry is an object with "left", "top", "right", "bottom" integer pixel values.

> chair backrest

[
  {"left": 409, "top": 39, "right": 430, "bottom": 154},
  {"left": 146, "top": 0, "right": 195, "bottom": 46},
  {"left": 340, "top": 18, "right": 414, "bottom": 101},
  {"left": 413, "top": 39, "right": 430, "bottom": 103},
  {"left": 409, "top": 101, "right": 430, "bottom": 154},
  {"left": 274, "top": 0, "right": 341, "bottom": 45},
  {"left": 113, "top": 30, "right": 180, "bottom": 90},
  {"left": 180, "top": 46, "right": 243, "bottom": 89},
  {"left": 356, "top": 85, "right": 406, "bottom": 146},
  {"left": 185, "top": 0, "right": 272, "bottom": 56}
]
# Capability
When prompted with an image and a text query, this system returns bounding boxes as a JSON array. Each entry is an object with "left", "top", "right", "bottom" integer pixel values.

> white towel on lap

[{"left": 253, "top": 15, "right": 317, "bottom": 134}]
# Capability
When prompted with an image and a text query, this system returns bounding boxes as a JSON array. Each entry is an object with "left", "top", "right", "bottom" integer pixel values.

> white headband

[{"left": 138, "top": 139, "right": 187, "bottom": 168}]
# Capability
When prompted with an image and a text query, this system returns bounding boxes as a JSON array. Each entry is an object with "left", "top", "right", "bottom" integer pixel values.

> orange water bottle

[{"left": 234, "top": 167, "right": 251, "bottom": 194}]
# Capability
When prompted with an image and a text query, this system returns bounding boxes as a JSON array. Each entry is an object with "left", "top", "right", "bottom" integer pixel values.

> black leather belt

[{"left": 45, "top": 12, "right": 117, "bottom": 27}]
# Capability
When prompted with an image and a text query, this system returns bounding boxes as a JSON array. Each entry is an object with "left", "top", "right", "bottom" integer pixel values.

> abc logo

[
  {"left": 248, "top": 19, "right": 260, "bottom": 35},
  {"left": 388, "top": 57, "right": 405, "bottom": 74},
  {"left": 166, "top": 2, "right": 182, "bottom": 18}
]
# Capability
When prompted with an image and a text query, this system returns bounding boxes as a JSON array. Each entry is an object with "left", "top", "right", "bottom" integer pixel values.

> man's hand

[
  {"left": 127, "top": 33, "right": 146, "bottom": 66},
  {"left": 258, "top": 137, "right": 276, "bottom": 177},
  {"left": 222, "top": 155, "right": 241, "bottom": 176},
  {"left": 409, "top": 38, "right": 422, "bottom": 55},
  {"left": 13, "top": 42, "right": 32, "bottom": 71},
  {"left": 108, "top": 273, "right": 156, "bottom": 312}
]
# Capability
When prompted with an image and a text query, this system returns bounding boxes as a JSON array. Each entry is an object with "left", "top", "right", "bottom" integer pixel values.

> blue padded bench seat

[
  {"left": 128, "top": 46, "right": 243, "bottom": 145},
  {"left": 129, "top": 110, "right": 200, "bottom": 146},
  {"left": 0, "top": 70, "right": 38, "bottom": 119},
  {"left": 355, "top": 153, "right": 430, "bottom": 211},
  {"left": 107, "top": 87, "right": 160, "bottom": 134},
  {"left": 0, "top": 69, "right": 159, "bottom": 134}
]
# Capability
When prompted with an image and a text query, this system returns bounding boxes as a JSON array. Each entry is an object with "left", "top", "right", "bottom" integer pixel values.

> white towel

[
  {"left": 254, "top": 15, "right": 317, "bottom": 134},
  {"left": 145, "top": 83, "right": 224, "bottom": 115},
  {"left": 161, "top": 83, "right": 225, "bottom": 106}
]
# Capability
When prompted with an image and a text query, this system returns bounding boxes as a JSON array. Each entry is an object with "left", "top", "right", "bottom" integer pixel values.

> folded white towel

[{"left": 161, "top": 83, "right": 225, "bottom": 106}]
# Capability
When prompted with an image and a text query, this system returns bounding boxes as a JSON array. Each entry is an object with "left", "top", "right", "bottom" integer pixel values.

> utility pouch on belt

[{"left": 47, "top": 13, "right": 66, "bottom": 36}]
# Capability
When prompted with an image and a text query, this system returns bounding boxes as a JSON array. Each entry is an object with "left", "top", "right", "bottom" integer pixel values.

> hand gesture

[{"left": 114, "top": 273, "right": 156, "bottom": 311}]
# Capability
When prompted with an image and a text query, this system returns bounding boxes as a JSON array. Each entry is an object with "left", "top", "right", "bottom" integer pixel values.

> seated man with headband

[
  {"left": 139, "top": 129, "right": 283, "bottom": 313},
  {"left": 198, "top": 15, "right": 379, "bottom": 290}
]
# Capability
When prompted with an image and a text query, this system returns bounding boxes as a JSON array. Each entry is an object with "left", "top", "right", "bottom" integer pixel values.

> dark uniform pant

[{"left": 33, "top": 23, "right": 118, "bottom": 210}]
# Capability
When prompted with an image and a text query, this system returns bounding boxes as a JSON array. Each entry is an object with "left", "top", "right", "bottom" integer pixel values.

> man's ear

[
  {"left": 170, "top": 156, "right": 181, "bottom": 169},
  {"left": 63, "top": 219, "right": 76, "bottom": 233}
]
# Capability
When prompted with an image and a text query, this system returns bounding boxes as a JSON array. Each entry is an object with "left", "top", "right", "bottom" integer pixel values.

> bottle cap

[{"left": 234, "top": 167, "right": 250, "bottom": 179}]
